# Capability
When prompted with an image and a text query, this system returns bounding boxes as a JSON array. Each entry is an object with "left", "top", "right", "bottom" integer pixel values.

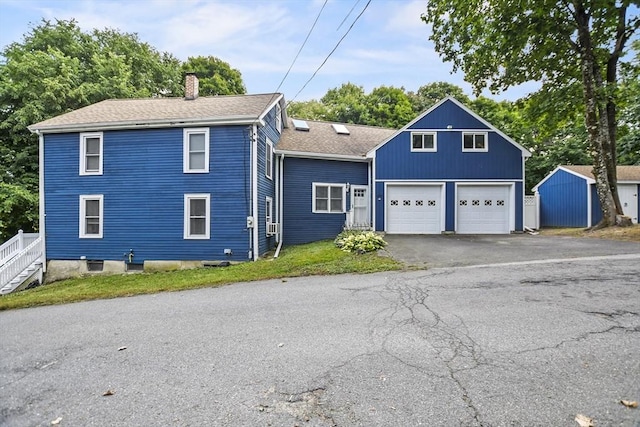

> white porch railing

[
  {"left": 0, "top": 236, "right": 44, "bottom": 291},
  {"left": 1, "top": 230, "right": 39, "bottom": 265},
  {"left": 344, "top": 210, "right": 371, "bottom": 230}
]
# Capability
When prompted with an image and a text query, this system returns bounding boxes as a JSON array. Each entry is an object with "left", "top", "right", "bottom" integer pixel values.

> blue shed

[
  {"left": 533, "top": 165, "right": 640, "bottom": 227},
  {"left": 368, "top": 97, "right": 531, "bottom": 234}
]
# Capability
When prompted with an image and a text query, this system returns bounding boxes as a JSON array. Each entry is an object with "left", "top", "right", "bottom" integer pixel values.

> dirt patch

[{"left": 539, "top": 224, "right": 640, "bottom": 242}]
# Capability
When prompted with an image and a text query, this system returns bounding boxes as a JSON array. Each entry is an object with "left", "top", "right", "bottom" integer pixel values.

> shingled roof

[
  {"left": 278, "top": 118, "right": 396, "bottom": 159},
  {"left": 562, "top": 165, "right": 640, "bottom": 182},
  {"left": 29, "top": 93, "right": 282, "bottom": 133}
]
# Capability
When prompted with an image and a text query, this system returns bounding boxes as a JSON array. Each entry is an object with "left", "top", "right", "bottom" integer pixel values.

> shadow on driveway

[{"left": 382, "top": 233, "right": 640, "bottom": 268}]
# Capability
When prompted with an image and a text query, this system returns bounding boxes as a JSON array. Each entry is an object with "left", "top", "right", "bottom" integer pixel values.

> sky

[{"left": 0, "top": 0, "right": 545, "bottom": 102}]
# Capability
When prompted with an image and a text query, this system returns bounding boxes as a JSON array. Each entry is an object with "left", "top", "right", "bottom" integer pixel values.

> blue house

[
  {"left": 533, "top": 165, "right": 640, "bottom": 227},
  {"left": 23, "top": 85, "right": 530, "bottom": 281}
]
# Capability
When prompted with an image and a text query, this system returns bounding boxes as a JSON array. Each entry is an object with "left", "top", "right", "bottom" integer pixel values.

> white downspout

[
  {"left": 38, "top": 131, "right": 46, "bottom": 272},
  {"left": 586, "top": 181, "right": 592, "bottom": 227},
  {"left": 252, "top": 124, "right": 259, "bottom": 261},
  {"left": 274, "top": 153, "right": 284, "bottom": 258},
  {"left": 371, "top": 152, "right": 376, "bottom": 231}
]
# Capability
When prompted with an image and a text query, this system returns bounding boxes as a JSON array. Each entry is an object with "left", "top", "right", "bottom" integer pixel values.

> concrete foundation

[{"left": 44, "top": 259, "right": 230, "bottom": 283}]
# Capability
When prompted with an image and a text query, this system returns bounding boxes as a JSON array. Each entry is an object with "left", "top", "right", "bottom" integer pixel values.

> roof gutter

[
  {"left": 275, "top": 150, "right": 370, "bottom": 162},
  {"left": 28, "top": 115, "right": 265, "bottom": 134}
]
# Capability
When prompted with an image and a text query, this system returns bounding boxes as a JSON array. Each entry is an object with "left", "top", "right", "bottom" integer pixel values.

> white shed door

[
  {"left": 457, "top": 185, "right": 510, "bottom": 234},
  {"left": 618, "top": 184, "right": 638, "bottom": 223},
  {"left": 387, "top": 185, "right": 442, "bottom": 234}
]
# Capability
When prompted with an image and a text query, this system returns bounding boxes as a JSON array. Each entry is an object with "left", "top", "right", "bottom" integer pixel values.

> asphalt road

[{"left": 1, "top": 255, "right": 640, "bottom": 426}]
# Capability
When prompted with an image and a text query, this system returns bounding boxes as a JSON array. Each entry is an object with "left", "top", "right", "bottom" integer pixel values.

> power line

[
  {"left": 287, "top": 0, "right": 372, "bottom": 106},
  {"left": 336, "top": 0, "right": 361, "bottom": 31}
]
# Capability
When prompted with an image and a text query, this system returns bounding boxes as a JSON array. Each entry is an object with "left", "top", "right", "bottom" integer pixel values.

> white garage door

[
  {"left": 387, "top": 185, "right": 442, "bottom": 234},
  {"left": 457, "top": 185, "right": 510, "bottom": 234},
  {"left": 618, "top": 184, "right": 638, "bottom": 224}
]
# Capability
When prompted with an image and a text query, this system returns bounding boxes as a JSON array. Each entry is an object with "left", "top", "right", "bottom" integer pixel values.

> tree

[
  {"left": 422, "top": 1, "right": 640, "bottom": 227},
  {"left": 408, "top": 81, "right": 470, "bottom": 113},
  {"left": 286, "top": 100, "right": 331, "bottom": 121},
  {"left": 364, "top": 86, "right": 415, "bottom": 128},
  {"left": 617, "top": 39, "right": 640, "bottom": 165},
  {"left": 320, "top": 82, "right": 371, "bottom": 124},
  {"left": 0, "top": 19, "right": 184, "bottom": 237},
  {"left": 181, "top": 56, "right": 246, "bottom": 96}
]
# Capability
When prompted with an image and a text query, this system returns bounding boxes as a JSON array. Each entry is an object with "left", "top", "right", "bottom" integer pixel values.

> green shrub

[{"left": 335, "top": 230, "right": 387, "bottom": 253}]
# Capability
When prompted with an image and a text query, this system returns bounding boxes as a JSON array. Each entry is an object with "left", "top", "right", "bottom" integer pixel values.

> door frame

[{"left": 350, "top": 185, "right": 370, "bottom": 228}]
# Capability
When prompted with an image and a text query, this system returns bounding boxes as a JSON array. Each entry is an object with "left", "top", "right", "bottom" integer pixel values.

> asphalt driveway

[{"left": 382, "top": 233, "right": 640, "bottom": 268}]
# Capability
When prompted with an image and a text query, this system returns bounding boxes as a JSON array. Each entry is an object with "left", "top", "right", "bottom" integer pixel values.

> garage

[
  {"left": 386, "top": 185, "right": 442, "bottom": 234},
  {"left": 457, "top": 185, "right": 511, "bottom": 234}
]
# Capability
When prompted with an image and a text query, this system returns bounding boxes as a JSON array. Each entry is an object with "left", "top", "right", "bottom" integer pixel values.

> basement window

[
  {"left": 126, "top": 263, "right": 144, "bottom": 272},
  {"left": 86, "top": 260, "right": 104, "bottom": 272}
]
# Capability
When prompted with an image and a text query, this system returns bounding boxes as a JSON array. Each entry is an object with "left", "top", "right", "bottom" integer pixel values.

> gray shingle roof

[
  {"left": 563, "top": 165, "right": 640, "bottom": 182},
  {"left": 29, "top": 93, "right": 282, "bottom": 132},
  {"left": 278, "top": 118, "right": 396, "bottom": 158}
]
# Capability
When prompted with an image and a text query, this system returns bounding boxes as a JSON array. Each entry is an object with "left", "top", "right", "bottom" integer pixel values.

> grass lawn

[
  {"left": 0, "top": 240, "right": 402, "bottom": 311},
  {"left": 539, "top": 223, "right": 640, "bottom": 242}
]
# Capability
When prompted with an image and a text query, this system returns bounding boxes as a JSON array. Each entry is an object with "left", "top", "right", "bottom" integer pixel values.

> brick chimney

[{"left": 185, "top": 73, "right": 199, "bottom": 100}]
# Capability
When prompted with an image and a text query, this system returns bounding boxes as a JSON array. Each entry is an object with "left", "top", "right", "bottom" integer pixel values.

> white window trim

[
  {"left": 411, "top": 132, "right": 437, "bottom": 152},
  {"left": 265, "top": 196, "right": 273, "bottom": 236},
  {"left": 265, "top": 138, "right": 273, "bottom": 180},
  {"left": 275, "top": 103, "right": 282, "bottom": 133},
  {"left": 79, "top": 194, "right": 103, "bottom": 238},
  {"left": 462, "top": 132, "right": 489, "bottom": 152},
  {"left": 312, "top": 183, "right": 346, "bottom": 214},
  {"left": 183, "top": 128, "right": 210, "bottom": 173},
  {"left": 80, "top": 132, "right": 103, "bottom": 176},
  {"left": 184, "top": 194, "right": 211, "bottom": 239}
]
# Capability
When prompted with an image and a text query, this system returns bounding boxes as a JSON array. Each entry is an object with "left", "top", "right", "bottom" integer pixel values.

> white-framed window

[
  {"left": 183, "top": 128, "right": 210, "bottom": 173},
  {"left": 265, "top": 138, "right": 273, "bottom": 180},
  {"left": 265, "top": 196, "right": 273, "bottom": 235},
  {"left": 184, "top": 194, "right": 210, "bottom": 239},
  {"left": 79, "top": 195, "right": 103, "bottom": 238},
  {"left": 313, "top": 183, "right": 345, "bottom": 213},
  {"left": 462, "top": 132, "right": 488, "bottom": 152},
  {"left": 411, "top": 132, "right": 437, "bottom": 152},
  {"left": 80, "top": 132, "right": 103, "bottom": 175},
  {"left": 275, "top": 103, "right": 282, "bottom": 133}
]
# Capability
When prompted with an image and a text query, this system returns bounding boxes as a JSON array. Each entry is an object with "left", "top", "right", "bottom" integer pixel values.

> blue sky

[{"left": 0, "top": 0, "right": 555, "bottom": 102}]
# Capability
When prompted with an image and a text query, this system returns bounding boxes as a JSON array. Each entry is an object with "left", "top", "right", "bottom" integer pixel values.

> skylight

[
  {"left": 332, "top": 124, "right": 350, "bottom": 135},
  {"left": 292, "top": 119, "right": 310, "bottom": 131}
]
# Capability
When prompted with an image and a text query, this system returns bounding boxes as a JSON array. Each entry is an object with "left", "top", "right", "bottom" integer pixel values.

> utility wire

[
  {"left": 287, "top": 0, "right": 372, "bottom": 106},
  {"left": 336, "top": 0, "right": 361, "bottom": 31}
]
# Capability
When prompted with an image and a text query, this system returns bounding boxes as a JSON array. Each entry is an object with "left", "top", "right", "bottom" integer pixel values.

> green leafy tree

[
  {"left": 422, "top": 1, "right": 640, "bottom": 227},
  {"left": 364, "top": 86, "right": 415, "bottom": 128},
  {"left": 408, "top": 81, "right": 470, "bottom": 113},
  {"left": 0, "top": 183, "right": 39, "bottom": 240},
  {"left": 617, "top": 39, "right": 640, "bottom": 165},
  {"left": 0, "top": 19, "right": 184, "bottom": 238},
  {"left": 320, "top": 82, "right": 371, "bottom": 124},
  {"left": 181, "top": 56, "right": 245, "bottom": 96},
  {"left": 286, "top": 100, "right": 331, "bottom": 121}
]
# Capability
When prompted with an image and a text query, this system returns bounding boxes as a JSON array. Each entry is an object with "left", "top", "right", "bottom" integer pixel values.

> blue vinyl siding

[
  {"left": 538, "top": 169, "right": 588, "bottom": 227},
  {"left": 409, "top": 99, "right": 487, "bottom": 129},
  {"left": 283, "top": 158, "right": 368, "bottom": 245},
  {"left": 44, "top": 126, "right": 254, "bottom": 262},
  {"left": 375, "top": 131, "right": 522, "bottom": 181},
  {"left": 256, "top": 104, "right": 281, "bottom": 255},
  {"left": 445, "top": 182, "right": 456, "bottom": 231}
]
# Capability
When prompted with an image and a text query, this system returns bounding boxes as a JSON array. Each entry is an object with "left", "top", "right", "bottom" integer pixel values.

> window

[
  {"left": 275, "top": 103, "right": 282, "bottom": 133},
  {"left": 313, "top": 183, "right": 345, "bottom": 213},
  {"left": 79, "top": 195, "right": 103, "bottom": 238},
  {"left": 411, "top": 132, "right": 437, "bottom": 152},
  {"left": 80, "top": 132, "right": 103, "bottom": 175},
  {"left": 265, "top": 138, "right": 273, "bottom": 180},
  {"left": 462, "top": 132, "right": 488, "bottom": 152},
  {"left": 184, "top": 194, "right": 210, "bottom": 239},
  {"left": 183, "top": 128, "right": 210, "bottom": 173}
]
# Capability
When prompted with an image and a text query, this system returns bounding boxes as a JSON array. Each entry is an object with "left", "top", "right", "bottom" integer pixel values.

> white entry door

[
  {"left": 351, "top": 186, "right": 369, "bottom": 227},
  {"left": 457, "top": 185, "right": 510, "bottom": 234},
  {"left": 618, "top": 184, "right": 638, "bottom": 223},
  {"left": 386, "top": 185, "right": 443, "bottom": 234}
]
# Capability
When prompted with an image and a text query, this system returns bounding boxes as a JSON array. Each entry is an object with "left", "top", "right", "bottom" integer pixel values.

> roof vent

[
  {"left": 292, "top": 119, "right": 310, "bottom": 131},
  {"left": 332, "top": 124, "right": 350, "bottom": 135}
]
